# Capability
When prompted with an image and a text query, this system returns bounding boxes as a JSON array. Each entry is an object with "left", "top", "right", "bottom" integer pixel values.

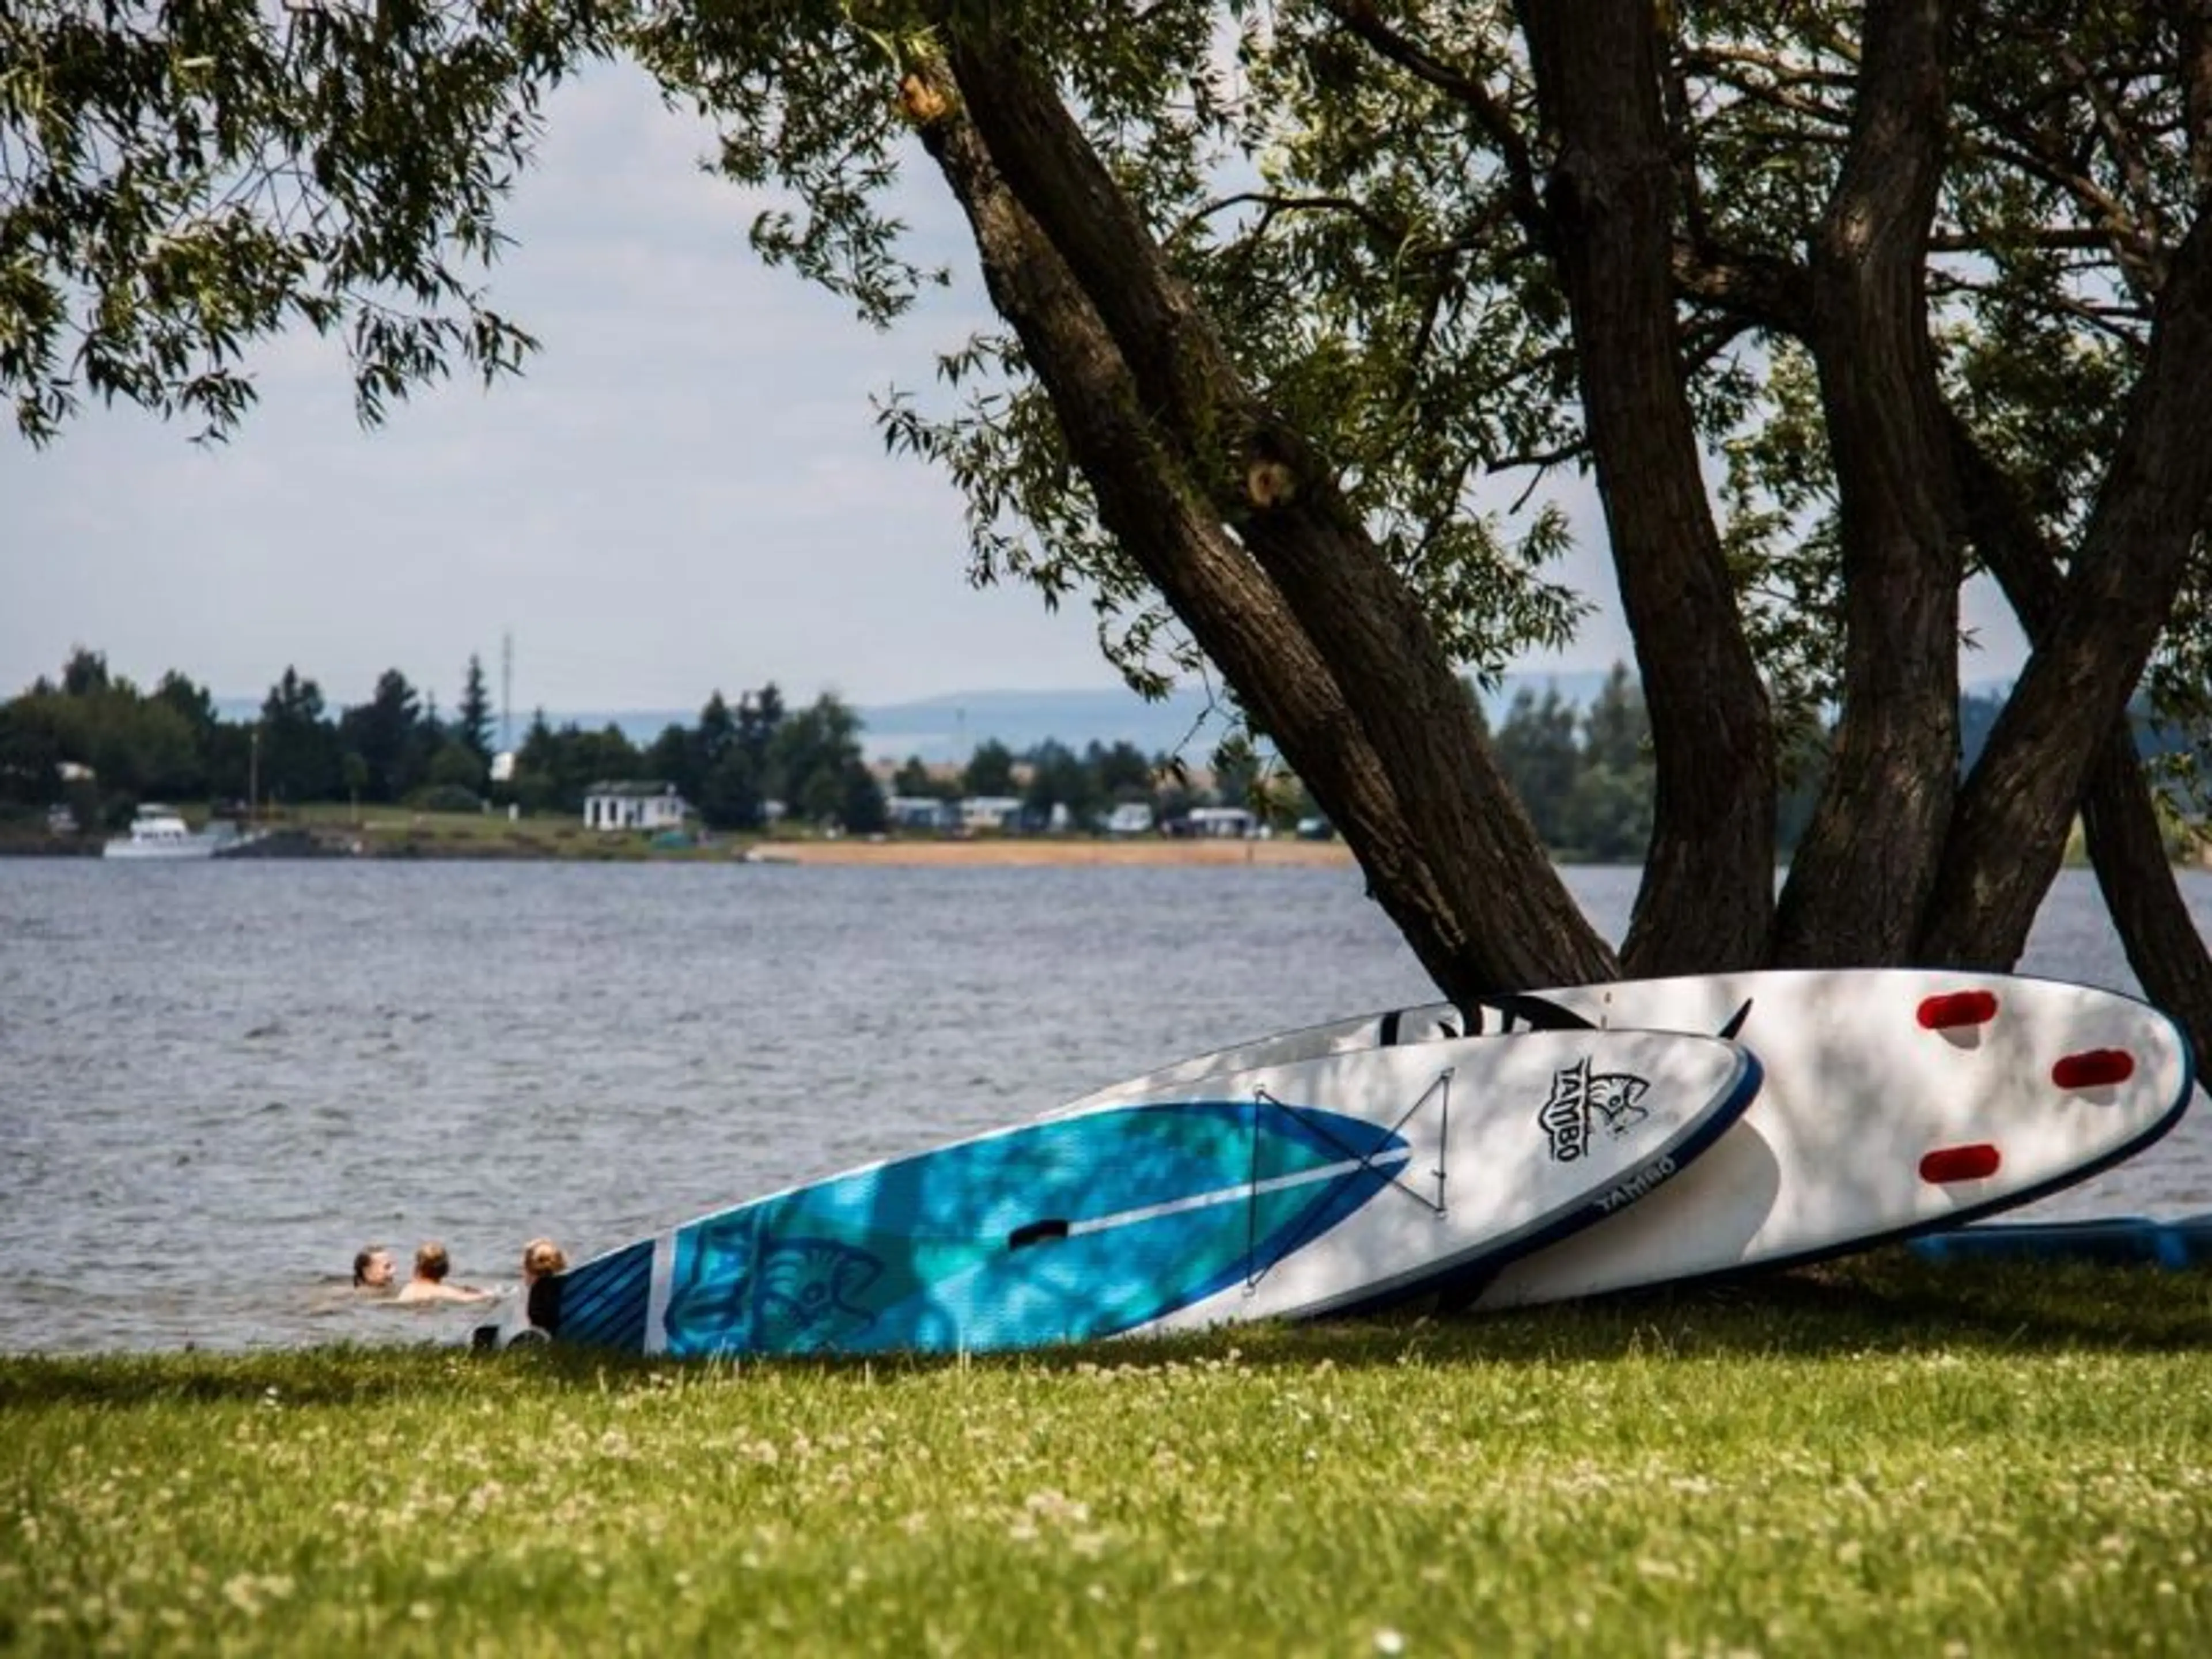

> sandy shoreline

[{"left": 753, "top": 836, "right": 1358, "bottom": 868}]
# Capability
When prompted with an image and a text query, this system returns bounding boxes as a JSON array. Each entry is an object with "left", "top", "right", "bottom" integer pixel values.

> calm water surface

[{"left": 2, "top": 859, "right": 2206, "bottom": 1354}]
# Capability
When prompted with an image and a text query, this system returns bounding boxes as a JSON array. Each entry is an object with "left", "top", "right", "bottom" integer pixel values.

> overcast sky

[{"left": 0, "top": 62, "right": 2025, "bottom": 718}]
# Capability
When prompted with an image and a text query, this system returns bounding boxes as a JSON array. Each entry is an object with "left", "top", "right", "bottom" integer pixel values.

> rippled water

[{"left": 2, "top": 859, "right": 2205, "bottom": 1354}]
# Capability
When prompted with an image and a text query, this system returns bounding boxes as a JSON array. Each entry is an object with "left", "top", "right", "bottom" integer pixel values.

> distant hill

[
  {"left": 854, "top": 687, "right": 1234, "bottom": 763},
  {"left": 557, "top": 672, "right": 2042, "bottom": 762},
  {"left": 213, "top": 676, "right": 1612, "bottom": 762},
  {"left": 494, "top": 687, "right": 1257, "bottom": 761},
  {"left": 847, "top": 676, "right": 1649, "bottom": 763}
]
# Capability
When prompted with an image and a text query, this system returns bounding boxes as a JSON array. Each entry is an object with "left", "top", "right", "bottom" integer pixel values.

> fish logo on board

[
  {"left": 754, "top": 1237, "right": 885, "bottom": 1347},
  {"left": 1537, "top": 1056, "right": 1652, "bottom": 1162},
  {"left": 665, "top": 1214, "right": 888, "bottom": 1353}
]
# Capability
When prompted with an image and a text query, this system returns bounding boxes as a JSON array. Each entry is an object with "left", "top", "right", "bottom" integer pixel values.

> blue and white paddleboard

[
  {"left": 1060, "top": 971, "right": 2197, "bottom": 1308},
  {"left": 485, "top": 1029, "right": 1759, "bottom": 1357}
]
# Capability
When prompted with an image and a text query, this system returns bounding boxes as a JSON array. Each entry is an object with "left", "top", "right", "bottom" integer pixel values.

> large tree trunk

[
  {"left": 1918, "top": 209, "right": 2212, "bottom": 964},
  {"left": 1518, "top": 0, "right": 1777, "bottom": 976},
  {"left": 917, "top": 24, "right": 1619, "bottom": 995},
  {"left": 1944, "top": 410, "right": 2212, "bottom": 1070},
  {"left": 1772, "top": 0, "right": 1963, "bottom": 966},
  {"left": 900, "top": 55, "right": 1617, "bottom": 999}
]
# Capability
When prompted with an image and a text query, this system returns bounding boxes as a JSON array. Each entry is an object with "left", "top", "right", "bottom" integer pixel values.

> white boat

[{"left": 103, "top": 805, "right": 245, "bottom": 861}]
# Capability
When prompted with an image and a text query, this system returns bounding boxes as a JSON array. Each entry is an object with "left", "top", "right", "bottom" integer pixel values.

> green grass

[
  {"left": 5, "top": 1252, "right": 2209, "bottom": 1656},
  {"left": 278, "top": 805, "right": 743, "bottom": 860}
]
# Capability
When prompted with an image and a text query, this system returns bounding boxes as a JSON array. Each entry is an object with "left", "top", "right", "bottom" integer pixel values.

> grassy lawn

[
  {"left": 278, "top": 804, "right": 733, "bottom": 859},
  {"left": 5, "top": 1252, "right": 2209, "bottom": 1656}
]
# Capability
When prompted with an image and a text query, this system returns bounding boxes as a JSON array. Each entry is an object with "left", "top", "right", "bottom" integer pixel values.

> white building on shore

[
  {"left": 582, "top": 781, "right": 691, "bottom": 832},
  {"left": 1184, "top": 805, "right": 1256, "bottom": 838}
]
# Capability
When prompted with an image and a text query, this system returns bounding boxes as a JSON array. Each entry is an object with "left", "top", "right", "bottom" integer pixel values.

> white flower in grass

[{"left": 1374, "top": 1628, "right": 1406, "bottom": 1655}]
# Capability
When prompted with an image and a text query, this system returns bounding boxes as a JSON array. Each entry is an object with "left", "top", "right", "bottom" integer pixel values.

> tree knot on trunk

[
  {"left": 899, "top": 71, "right": 956, "bottom": 129},
  {"left": 1245, "top": 457, "right": 1298, "bottom": 509},
  {"left": 1243, "top": 427, "right": 1301, "bottom": 510}
]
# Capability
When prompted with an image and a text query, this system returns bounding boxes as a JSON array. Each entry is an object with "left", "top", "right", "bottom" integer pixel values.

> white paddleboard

[
  {"left": 1059, "top": 971, "right": 2198, "bottom": 1308},
  {"left": 1104, "top": 1028, "right": 1760, "bottom": 1332}
]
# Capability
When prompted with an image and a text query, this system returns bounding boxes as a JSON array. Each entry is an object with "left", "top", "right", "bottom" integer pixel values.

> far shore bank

[
  {"left": 0, "top": 821, "right": 1361, "bottom": 868},
  {"left": 7, "top": 809, "right": 2205, "bottom": 871}
]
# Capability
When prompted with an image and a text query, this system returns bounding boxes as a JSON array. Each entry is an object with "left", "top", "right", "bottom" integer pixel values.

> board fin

[
  {"left": 1461, "top": 994, "right": 1595, "bottom": 1034},
  {"left": 1007, "top": 1218, "right": 1071, "bottom": 1250}
]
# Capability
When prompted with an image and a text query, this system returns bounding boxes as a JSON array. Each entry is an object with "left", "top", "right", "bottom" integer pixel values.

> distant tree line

[
  {"left": 0, "top": 647, "right": 507, "bottom": 828},
  {"left": 0, "top": 647, "right": 897, "bottom": 836},
  {"left": 1484, "top": 664, "right": 1812, "bottom": 863},
  {"left": 1488, "top": 665, "right": 1657, "bottom": 864},
  {"left": 0, "top": 645, "right": 1274, "bottom": 840},
  {"left": 6, "top": 647, "right": 2195, "bottom": 857},
  {"left": 1485, "top": 665, "right": 2202, "bottom": 864}
]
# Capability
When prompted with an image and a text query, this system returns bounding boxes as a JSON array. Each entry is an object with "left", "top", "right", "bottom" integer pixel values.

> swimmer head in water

[{"left": 353, "top": 1245, "right": 395, "bottom": 1290}]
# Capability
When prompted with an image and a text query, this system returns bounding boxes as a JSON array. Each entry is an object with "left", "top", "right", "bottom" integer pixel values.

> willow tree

[{"left": 6, "top": 1, "right": 2209, "bottom": 1059}]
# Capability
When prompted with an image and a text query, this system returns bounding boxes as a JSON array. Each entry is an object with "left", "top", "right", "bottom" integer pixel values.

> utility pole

[{"left": 501, "top": 629, "right": 514, "bottom": 755}]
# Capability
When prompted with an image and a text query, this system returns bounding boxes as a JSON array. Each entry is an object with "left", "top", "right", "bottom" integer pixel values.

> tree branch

[
  {"left": 1168, "top": 190, "right": 1408, "bottom": 252},
  {"left": 1671, "top": 238, "right": 1815, "bottom": 335},
  {"left": 1690, "top": 65, "right": 1857, "bottom": 132},
  {"left": 2058, "top": 42, "right": 2171, "bottom": 279},
  {"left": 1315, "top": 0, "right": 1550, "bottom": 248},
  {"left": 1952, "top": 127, "right": 2168, "bottom": 300}
]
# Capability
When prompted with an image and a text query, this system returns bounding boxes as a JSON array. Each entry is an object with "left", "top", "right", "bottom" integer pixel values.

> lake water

[{"left": 2, "top": 859, "right": 2206, "bottom": 1355}]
